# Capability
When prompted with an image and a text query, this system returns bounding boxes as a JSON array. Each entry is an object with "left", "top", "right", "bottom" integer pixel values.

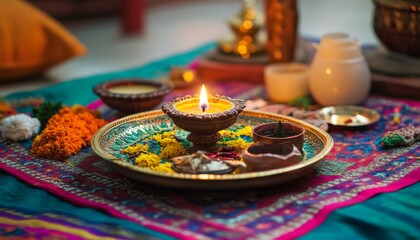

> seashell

[{"left": 171, "top": 151, "right": 245, "bottom": 174}]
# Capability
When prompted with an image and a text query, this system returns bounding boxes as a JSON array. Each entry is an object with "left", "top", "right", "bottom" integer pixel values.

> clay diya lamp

[
  {"left": 162, "top": 85, "right": 245, "bottom": 152},
  {"left": 241, "top": 142, "right": 302, "bottom": 172},
  {"left": 93, "top": 79, "right": 173, "bottom": 113},
  {"left": 252, "top": 121, "right": 305, "bottom": 151}
]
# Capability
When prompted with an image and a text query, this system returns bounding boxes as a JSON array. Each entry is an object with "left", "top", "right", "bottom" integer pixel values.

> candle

[
  {"left": 108, "top": 85, "right": 158, "bottom": 94},
  {"left": 174, "top": 85, "right": 233, "bottom": 114}
]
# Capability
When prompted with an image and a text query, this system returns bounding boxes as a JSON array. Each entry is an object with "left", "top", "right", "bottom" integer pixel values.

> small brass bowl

[
  {"left": 93, "top": 79, "right": 173, "bottom": 113},
  {"left": 252, "top": 122, "right": 305, "bottom": 151},
  {"left": 316, "top": 105, "right": 380, "bottom": 127},
  {"left": 373, "top": 0, "right": 420, "bottom": 57}
]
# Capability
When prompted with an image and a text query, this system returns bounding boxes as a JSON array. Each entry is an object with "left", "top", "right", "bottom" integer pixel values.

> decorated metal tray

[{"left": 92, "top": 110, "right": 333, "bottom": 190}]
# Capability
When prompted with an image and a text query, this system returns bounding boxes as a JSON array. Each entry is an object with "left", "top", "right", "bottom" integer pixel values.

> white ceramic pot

[{"left": 308, "top": 33, "right": 371, "bottom": 106}]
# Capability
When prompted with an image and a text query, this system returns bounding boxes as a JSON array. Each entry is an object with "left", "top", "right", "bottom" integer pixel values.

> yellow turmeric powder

[{"left": 31, "top": 106, "right": 107, "bottom": 161}]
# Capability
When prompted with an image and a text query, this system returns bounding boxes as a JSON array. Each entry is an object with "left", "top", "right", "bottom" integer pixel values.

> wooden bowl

[
  {"left": 373, "top": 0, "right": 420, "bottom": 57},
  {"left": 93, "top": 79, "right": 173, "bottom": 113}
]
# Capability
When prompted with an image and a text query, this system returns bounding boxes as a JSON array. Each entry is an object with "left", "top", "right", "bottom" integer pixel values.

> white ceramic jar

[{"left": 308, "top": 33, "right": 371, "bottom": 106}]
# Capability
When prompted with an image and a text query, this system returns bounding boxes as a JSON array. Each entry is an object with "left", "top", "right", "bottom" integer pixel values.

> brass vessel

[
  {"left": 218, "top": 0, "right": 264, "bottom": 59},
  {"left": 265, "top": 0, "right": 298, "bottom": 62}
]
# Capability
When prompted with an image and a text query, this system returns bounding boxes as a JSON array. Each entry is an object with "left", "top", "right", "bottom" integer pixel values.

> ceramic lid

[{"left": 317, "top": 33, "right": 362, "bottom": 59}]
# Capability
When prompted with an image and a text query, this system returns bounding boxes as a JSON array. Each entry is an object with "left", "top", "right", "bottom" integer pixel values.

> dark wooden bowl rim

[{"left": 93, "top": 79, "right": 173, "bottom": 100}]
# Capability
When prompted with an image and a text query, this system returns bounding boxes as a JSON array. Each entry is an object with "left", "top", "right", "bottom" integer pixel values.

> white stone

[{"left": 0, "top": 114, "right": 41, "bottom": 141}]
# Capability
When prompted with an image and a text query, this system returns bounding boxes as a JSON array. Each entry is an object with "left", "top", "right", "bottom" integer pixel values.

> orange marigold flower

[{"left": 31, "top": 106, "right": 107, "bottom": 161}]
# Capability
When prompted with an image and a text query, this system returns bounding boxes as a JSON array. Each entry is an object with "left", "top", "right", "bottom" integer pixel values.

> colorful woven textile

[
  {"left": 1, "top": 86, "right": 419, "bottom": 239},
  {"left": 0, "top": 207, "right": 154, "bottom": 240},
  {"left": 1, "top": 43, "right": 420, "bottom": 239}
]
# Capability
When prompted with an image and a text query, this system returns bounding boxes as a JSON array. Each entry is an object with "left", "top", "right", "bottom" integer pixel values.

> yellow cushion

[{"left": 0, "top": 0, "right": 86, "bottom": 81}]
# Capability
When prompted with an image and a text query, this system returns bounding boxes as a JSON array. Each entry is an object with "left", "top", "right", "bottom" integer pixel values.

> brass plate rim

[{"left": 91, "top": 110, "right": 334, "bottom": 181}]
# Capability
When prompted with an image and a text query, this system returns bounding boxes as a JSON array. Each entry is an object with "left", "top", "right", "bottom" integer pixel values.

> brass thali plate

[
  {"left": 317, "top": 105, "right": 380, "bottom": 127},
  {"left": 91, "top": 110, "right": 333, "bottom": 190}
]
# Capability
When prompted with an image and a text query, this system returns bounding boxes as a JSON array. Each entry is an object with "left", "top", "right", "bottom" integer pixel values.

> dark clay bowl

[
  {"left": 242, "top": 142, "right": 302, "bottom": 172},
  {"left": 252, "top": 122, "right": 305, "bottom": 151},
  {"left": 93, "top": 79, "right": 173, "bottom": 113}
]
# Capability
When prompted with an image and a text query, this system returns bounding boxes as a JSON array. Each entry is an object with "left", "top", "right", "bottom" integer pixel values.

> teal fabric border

[
  {"left": 2, "top": 42, "right": 420, "bottom": 239},
  {"left": 302, "top": 182, "right": 420, "bottom": 240},
  {"left": 0, "top": 171, "right": 175, "bottom": 240}
]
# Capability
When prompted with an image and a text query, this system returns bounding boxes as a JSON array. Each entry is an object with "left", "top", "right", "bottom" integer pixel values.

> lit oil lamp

[{"left": 162, "top": 85, "right": 245, "bottom": 152}]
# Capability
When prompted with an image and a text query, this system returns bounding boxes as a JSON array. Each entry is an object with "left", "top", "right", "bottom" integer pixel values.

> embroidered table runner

[{"left": 1, "top": 84, "right": 419, "bottom": 239}]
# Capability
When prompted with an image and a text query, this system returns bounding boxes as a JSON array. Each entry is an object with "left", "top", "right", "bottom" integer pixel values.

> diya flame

[{"left": 199, "top": 84, "right": 209, "bottom": 112}]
